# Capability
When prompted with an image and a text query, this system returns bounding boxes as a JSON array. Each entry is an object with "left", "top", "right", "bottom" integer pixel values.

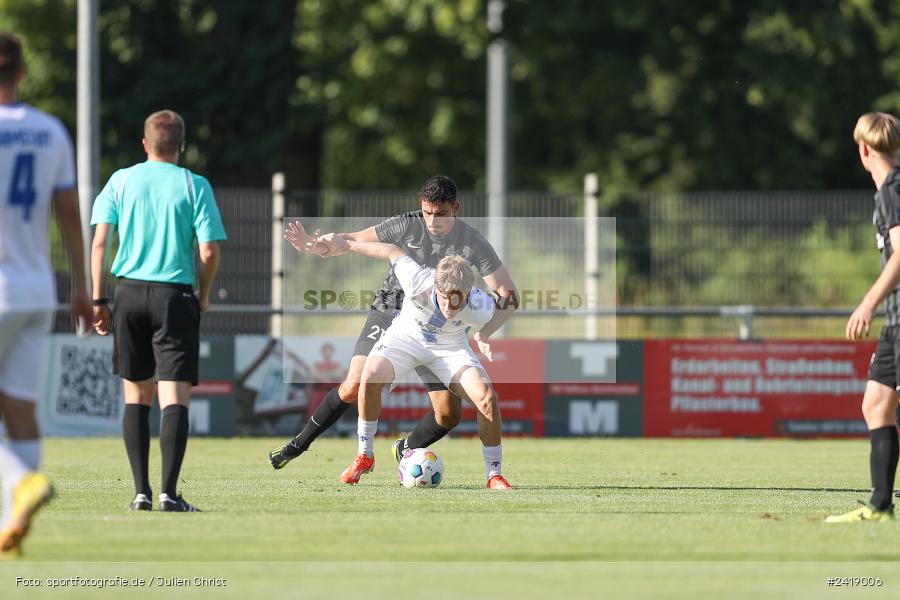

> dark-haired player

[{"left": 268, "top": 175, "right": 518, "bottom": 469}]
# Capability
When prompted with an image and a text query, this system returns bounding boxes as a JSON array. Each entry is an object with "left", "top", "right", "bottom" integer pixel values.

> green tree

[
  {"left": 3, "top": 0, "right": 297, "bottom": 185},
  {"left": 505, "top": 0, "right": 900, "bottom": 192},
  {"left": 295, "top": 0, "right": 488, "bottom": 190},
  {"left": 9, "top": 1, "right": 900, "bottom": 192},
  {"left": 0, "top": 0, "right": 78, "bottom": 128},
  {"left": 98, "top": 0, "right": 297, "bottom": 185}
]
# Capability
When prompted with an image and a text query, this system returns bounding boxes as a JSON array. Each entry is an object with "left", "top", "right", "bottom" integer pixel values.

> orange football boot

[
  {"left": 486, "top": 475, "right": 513, "bottom": 490},
  {"left": 0, "top": 473, "right": 54, "bottom": 558},
  {"left": 340, "top": 454, "right": 375, "bottom": 484}
]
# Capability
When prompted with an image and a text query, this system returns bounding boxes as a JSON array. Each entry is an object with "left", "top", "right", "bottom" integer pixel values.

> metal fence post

[
  {"left": 270, "top": 173, "right": 285, "bottom": 338},
  {"left": 487, "top": 0, "right": 508, "bottom": 264},
  {"left": 584, "top": 173, "right": 599, "bottom": 340},
  {"left": 739, "top": 310, "right": 754, "bottom": 341},
  {"left": 77, "top": 0, "right": 100, "bottom": 301},
  {"left": 721, "top": 305, "right": 754, "bottom": 340}
]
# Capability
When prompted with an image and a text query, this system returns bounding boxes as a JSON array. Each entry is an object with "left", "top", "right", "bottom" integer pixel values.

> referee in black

[{"left": 90, "top": 110, "right": 226, "bottom": 512}]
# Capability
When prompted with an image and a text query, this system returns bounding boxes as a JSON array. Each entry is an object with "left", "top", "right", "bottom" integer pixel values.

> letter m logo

[{"left": 569, "top": 401, "right": 618, "bottom": 434}]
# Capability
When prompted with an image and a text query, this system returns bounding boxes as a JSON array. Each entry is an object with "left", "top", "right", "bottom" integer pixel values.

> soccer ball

[{"left": 398, "top": 448, "right": 444, "bottom": 488}]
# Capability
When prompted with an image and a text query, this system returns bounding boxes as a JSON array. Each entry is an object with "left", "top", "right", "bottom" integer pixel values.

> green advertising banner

[{"left": 544, "top": 341, "right": 644, "bottom": 437}]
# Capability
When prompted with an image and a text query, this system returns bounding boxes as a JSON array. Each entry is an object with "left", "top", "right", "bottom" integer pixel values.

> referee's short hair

[
  {"left": 854, "top": 112, "right": 900, "bottom": 159},
  {"left": 0, "top": 32, "right": 24, "bottom": 87},
  {"left": 144, "top": 110, "right": 185, "bottom": 157}
]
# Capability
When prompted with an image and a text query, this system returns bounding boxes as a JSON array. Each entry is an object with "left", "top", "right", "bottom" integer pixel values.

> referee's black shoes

[
  {"left": 158, "top": 493, "right": 201, "bottom": 512},
  {"left": 129, "top": 493, "right": 152, "bottom": 511}
]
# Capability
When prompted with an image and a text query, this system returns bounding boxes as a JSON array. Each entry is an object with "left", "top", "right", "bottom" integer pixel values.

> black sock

[
  {"left": 869, "top": 425, "right": 899, "bottom": 511},
  {"left": 406, "top": 411, "right": 451, "bottom": 450},
  {"left": 288, "top": 386, "right": 350, "bottom": 455},
  {"left": 123, "top": 404, "right": 151, "bottom": 496},
  {"left": 160, "top": 405, "right": 190, "bottom": 498}
]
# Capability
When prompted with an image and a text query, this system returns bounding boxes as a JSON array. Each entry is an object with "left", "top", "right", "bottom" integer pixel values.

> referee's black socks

[
  {"left": 160, "top": 404, "right": 190, "bottom": 498},
  {"left": 288, "top": 386, "right": 350, "bottom": 456},
  {"left": 123, "top": 404, "right": 151, "bottom": 497},
  {"left": 869, "top": 425, "right": 899, "bottom": 511}
]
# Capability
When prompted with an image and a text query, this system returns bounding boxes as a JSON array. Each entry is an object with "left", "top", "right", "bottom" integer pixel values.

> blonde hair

[
  {"left": 434, "top": 255, "right": 476, "bottom": 297},
  {"left": 853, "top": 112, "right": 900, "bottom": 158},
  {"left": 144, "top": 110, "right": 185, "bottom": 157}
]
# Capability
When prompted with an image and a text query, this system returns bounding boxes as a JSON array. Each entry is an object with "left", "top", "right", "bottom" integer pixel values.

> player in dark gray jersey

[
  {"left": 268, "top": 175, "right": 519, "bottom": 470},
  {"left": 827, "top": 112, "right": 900, "bottom": 523},
  {"left": 371, "top": 210, "right": 504, "bottom": 314},
  {"left": 872, "top": 169, "right": 900, "bottom": 325}
]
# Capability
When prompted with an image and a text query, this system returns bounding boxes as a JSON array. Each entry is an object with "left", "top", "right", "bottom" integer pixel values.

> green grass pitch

[{"left": 1, "top": 437, "right": 899, "bottom": 599}]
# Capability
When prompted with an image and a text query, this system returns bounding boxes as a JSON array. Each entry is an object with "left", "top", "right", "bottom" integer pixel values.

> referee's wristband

[{"left": 92, "top": 298, "right": 109, "bottom": 306}]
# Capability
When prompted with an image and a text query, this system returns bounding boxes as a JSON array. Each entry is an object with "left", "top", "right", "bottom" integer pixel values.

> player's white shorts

[
  {"left": 0, "top": 311, "right": 52, "bottom": 402},
  {"left": 370, "top": 326, "right": 485, "bottom": 388}
]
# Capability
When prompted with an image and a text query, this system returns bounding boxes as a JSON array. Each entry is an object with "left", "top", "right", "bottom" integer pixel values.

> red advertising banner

[
  {"left": 459, "top": 383, "right": 546, "bottom": 435},
  {"left": 469, "top": 339, "right": 546, "bottom": 435},
  {"left": 644, "top": 340, "right": 877, "bottom": 437}
]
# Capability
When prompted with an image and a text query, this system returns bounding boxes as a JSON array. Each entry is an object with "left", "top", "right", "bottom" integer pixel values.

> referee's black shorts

[
  {"left": 868, "top": 325, "right": 900, "bottom": 391},
  {"left": 113, "top": 279, "right": 201, "bottom": 385}
]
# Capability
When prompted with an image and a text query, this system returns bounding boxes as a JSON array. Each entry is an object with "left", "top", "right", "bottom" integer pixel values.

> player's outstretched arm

[
  {"left": 297, "top": 228, "right": 403, "bottom": 262},
  {"left": 284, "top": 220, "right": 326, "bottom": 254},
  {"left": 344, "top": 239, "right": 406, "bottom": 262},
  {"left": 317, "top": 227, "right": 381, "bottom": 257},
  {"left": 285, "top": 221, "right": 380, "bottom": 257}
]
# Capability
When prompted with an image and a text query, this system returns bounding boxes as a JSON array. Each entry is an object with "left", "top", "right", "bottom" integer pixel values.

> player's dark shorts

[
  {"left": 113, "top": 279, "right": 201, "bottom": 385},
  {"left": 868, "top": 325, "right": 900, "bottom": 390},
  {"left": 353, "top": 308, "right": 448, "bottom": 392}
]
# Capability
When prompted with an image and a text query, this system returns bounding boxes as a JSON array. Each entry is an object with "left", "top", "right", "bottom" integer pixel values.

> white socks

[
  {"left": 0, "top": 440, "right": 39, "bottom": 529},
  {"left": 482, "top": 444, "right": 502, "bottom": 478},
  {"left": 10, "top": 440, "right": 41, "bottom": 470},
  {"left": 357, "top": 419, "right": 378, "bottom": 457}
]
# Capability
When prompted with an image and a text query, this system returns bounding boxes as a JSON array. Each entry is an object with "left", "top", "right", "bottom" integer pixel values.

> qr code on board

[{"left": 55, "top": 345, "right": 120, "bottom": 419}]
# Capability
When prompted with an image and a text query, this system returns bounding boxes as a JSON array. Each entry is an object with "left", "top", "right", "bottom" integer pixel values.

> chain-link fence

[
  {"left": 53, "top": 186, "right": 879, "bottom": 338},
  {"left": 612, "top": 190, "right": 877, "bottom": 338}
]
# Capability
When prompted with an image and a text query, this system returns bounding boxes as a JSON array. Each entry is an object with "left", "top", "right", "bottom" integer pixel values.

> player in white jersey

[
  {"left": 0, "top": 32, "right": 92, "bottom": 557},
  {"left": 287, "top": 223, "right": 512, "bottom": 489}
]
